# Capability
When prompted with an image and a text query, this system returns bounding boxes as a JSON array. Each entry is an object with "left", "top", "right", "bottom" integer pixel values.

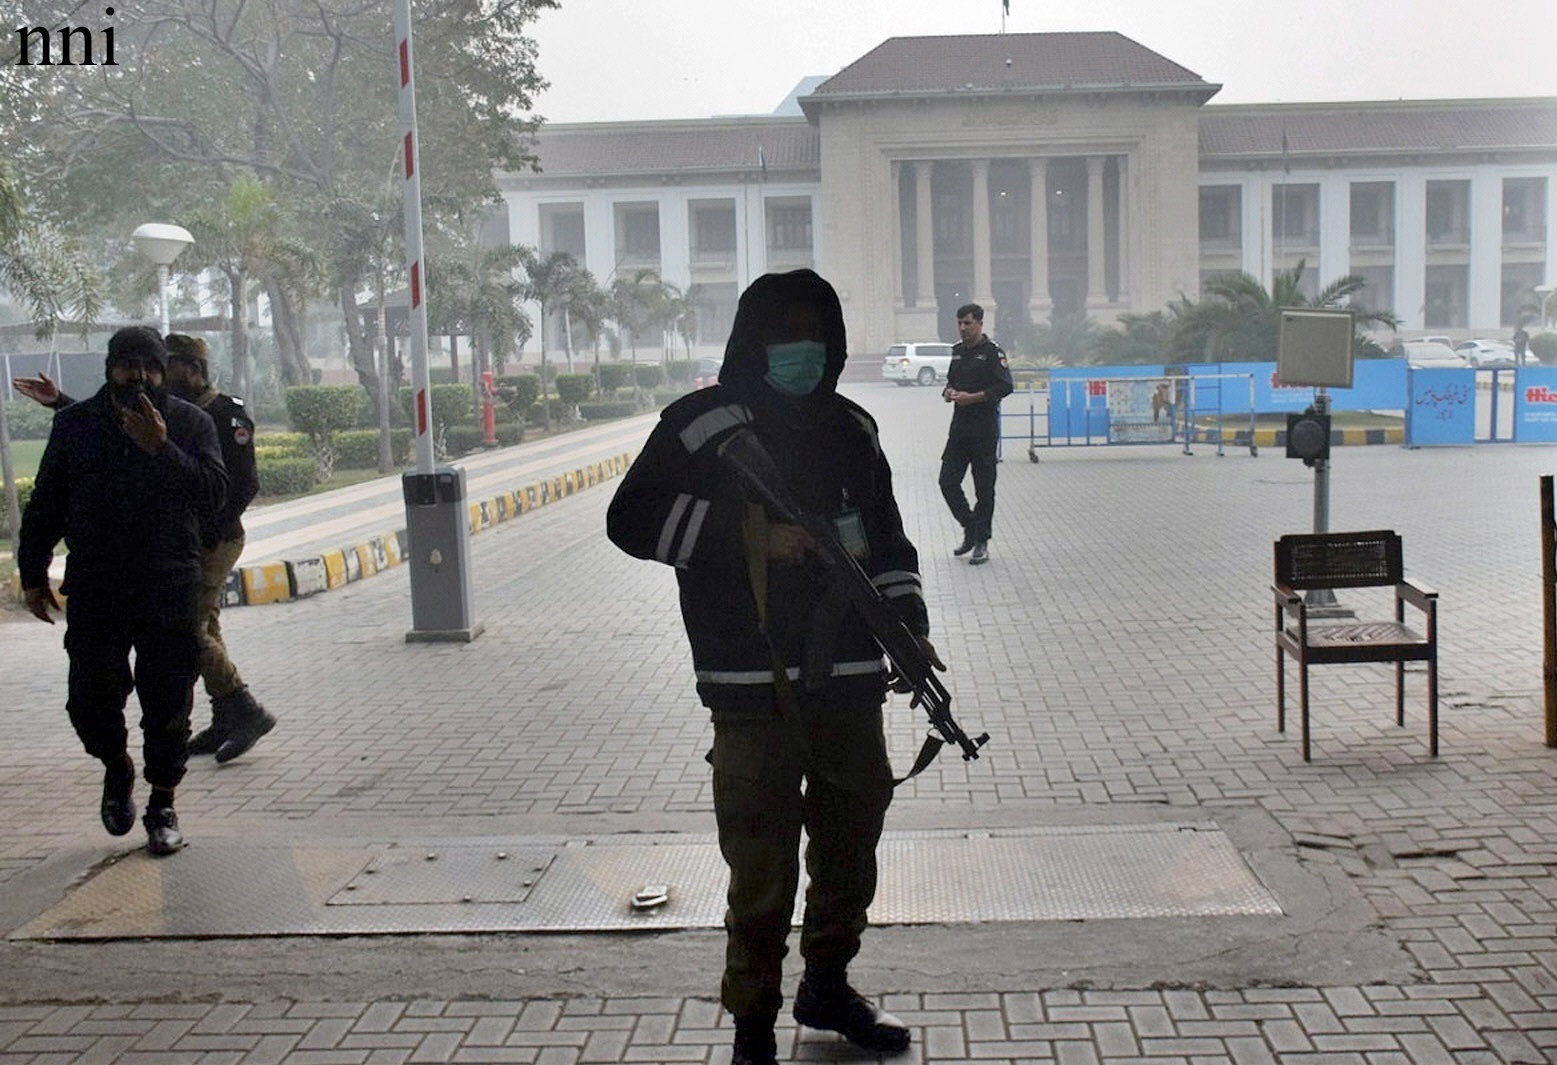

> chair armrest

[
  {"left": 1272, "top": 583, "right": 1306, "bottom": 627},
  {"left": 1397, "top": 579, "right": 1437, "bottom": 612}
]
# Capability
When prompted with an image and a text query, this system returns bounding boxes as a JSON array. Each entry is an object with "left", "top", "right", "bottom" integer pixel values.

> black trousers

[
  {"left": 939, "top": 431, "right": 998, "bottom": 542},
  {"left": 62, "top": 582, "right": 198, "bottom": 790},
  {"left": 710, "top": 703, "right": 894, "bottom": 1020}
]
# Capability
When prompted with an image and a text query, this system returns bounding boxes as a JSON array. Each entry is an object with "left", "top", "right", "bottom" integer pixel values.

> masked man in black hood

[
  {"left": 608, "top": 270, "right": 942, "bottom": 1065},
  {"left": 17, "top": 326, "right": 228, "bottom": 856}
]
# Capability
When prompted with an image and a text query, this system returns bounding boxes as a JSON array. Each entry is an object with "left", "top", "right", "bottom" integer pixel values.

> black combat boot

[
  {"left": 100, "top": 754, "right": 136, "bottom": 836},
  {"left": 186, "top": 697, "right": 233, "bottom": 756},
  {"left": 731, "top": 1014, "right": 778, "bottom": 1065},
  {"left": 793, "top": 967, "right": 910, "bottom": 1054},
  {"left": 214, "top": 687, "right": 276, "bottom": 764}
]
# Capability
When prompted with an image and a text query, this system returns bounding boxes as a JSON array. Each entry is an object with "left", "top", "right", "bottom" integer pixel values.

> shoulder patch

[{"left": 233, "top": 424, "right": 252, "bottom": 447}]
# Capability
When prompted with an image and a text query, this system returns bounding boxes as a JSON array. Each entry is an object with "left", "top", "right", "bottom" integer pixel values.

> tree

[
  {"left": 516, "top": 247, "right": 584, "bottom": 430},
  {"left": 1170, "top": 260, "right": 1400, "bottom": 363},
  {"left": 183, "top": 175, "right": 316, "bottom": 402},
  {"left": 1092, "top": 311, "right": 1178, "bottom": 366},
  {"left": 8, "top": 0, "right": 556, "bottom": 407},
  {"left": 0, "top": 160, "right": 102, "bottom": 340}
]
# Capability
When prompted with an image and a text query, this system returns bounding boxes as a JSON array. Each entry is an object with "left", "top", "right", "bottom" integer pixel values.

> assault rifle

[{"left": 718, "top": 427, "right": 990, "bottom": 773}]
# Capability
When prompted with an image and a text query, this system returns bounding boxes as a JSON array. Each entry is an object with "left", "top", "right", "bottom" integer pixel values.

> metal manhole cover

[{"left": 329, "top": 846, "right": 556, "bottom": 905}]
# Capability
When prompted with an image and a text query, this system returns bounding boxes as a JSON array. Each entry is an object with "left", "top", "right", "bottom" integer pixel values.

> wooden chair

[{"left": 1272, "top": 530, "right": 1439, "bottom": 761}]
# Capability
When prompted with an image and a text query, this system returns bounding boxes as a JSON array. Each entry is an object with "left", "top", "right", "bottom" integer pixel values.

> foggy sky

[{"left": 529, "top": 0, "right": 1555, "bottom": 125}]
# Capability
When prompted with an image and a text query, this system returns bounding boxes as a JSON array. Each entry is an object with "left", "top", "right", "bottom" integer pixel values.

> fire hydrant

[{"left": 480, "top": 370, "right": 498, "bottom": 447}]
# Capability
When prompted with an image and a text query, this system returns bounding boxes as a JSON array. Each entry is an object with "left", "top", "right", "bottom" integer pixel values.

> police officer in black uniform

[
  {"left": 17, "top": 326, "right": 228, "bottom": 855},
  {"left": 939, "top": 302, "right": 1013, "bottom": 565}
]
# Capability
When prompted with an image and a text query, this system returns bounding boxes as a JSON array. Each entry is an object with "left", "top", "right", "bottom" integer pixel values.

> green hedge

[
  {"left": 284, "top": 386, "right": 361, "bottom": 436},
  {"left": 2, "top": 401, "right": 55, "bottom": 440},
  {"left": 554, "top": 373, "right": 595, "bottom": 405},
  {"left": 578, "top": 401, "right": 639, "bottom": 421},
  {"left": 597, "top": 362, "right": 634, "bottom": 393},
  {"left": 399, "top": 383, "right": 475, "bottom": 428},
  {"left": 634, "top": 364, "right": 664, "bottom": 389},
  {"left": 0, "top": 476, "right": 33, "bottom": 537},
  {"left": 497, "top": 374, "right": 541, "bottom": 413},
  {"left": 1532, "top": 332, "right": 1557, "bottom": 364},
  {"left": 256, "top": 456, "right": 319, "bottom": 497},
  {"left": 257, "top": 431, "right": 309, "bottom": 454},
  {"left": 443, "top": 422, "right": 522, "bottom": 456},
  {"left": 664, "top": 359, "right": 695, "bottom": 386},
  {"left": 335, "top": 428, "right": 412, "bottom": 468}
]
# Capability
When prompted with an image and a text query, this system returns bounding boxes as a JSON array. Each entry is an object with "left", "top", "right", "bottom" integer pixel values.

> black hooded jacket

[
  {"left": 17, "top": 384, "right": 228, "bottom": 595},
  {"left": 606, "top": 270, "right": 928, "bottom": 715}
]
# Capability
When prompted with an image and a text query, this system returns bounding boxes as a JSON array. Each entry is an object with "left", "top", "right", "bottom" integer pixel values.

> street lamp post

[{"left": 130, "top": 223, "right": 194, "bottom": 334}]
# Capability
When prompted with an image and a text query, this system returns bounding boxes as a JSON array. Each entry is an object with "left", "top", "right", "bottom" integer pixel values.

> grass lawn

[{"left": 3, "top": 438, "right": 47, "bottom": 481}]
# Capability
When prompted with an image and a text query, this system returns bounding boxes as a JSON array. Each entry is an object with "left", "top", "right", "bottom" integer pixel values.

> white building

[{"left": 499, "top": 32, "right": 1556, "bottom": 357}]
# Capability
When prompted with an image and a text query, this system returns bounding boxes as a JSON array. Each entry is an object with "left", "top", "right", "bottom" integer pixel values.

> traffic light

[{"left": 1285, "top": 407, "right": 1331, "bottom": 467}]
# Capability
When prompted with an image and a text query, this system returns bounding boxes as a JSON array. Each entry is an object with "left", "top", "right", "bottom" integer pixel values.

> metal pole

[
  {"left": 157, "top": 263, "right": 171, "bottom": 335},
  {"left": 1542, "top": 474, "right": 1557, "bottom": 747},
  {"left": 1304, "top": 387, "right": 1343, "bottom": 613},
  {"left": 394, "top": 0, "right": 481, "bottom": 642}
]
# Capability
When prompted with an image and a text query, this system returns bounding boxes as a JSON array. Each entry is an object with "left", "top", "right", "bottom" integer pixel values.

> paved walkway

[{"left": 0, "top": 380, "right": 1554, "bottom": 1064}]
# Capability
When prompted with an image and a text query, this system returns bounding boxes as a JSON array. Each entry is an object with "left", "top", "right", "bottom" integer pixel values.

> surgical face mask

[{"left": 764, "top": 340, "right": 827, "bottom": 397}]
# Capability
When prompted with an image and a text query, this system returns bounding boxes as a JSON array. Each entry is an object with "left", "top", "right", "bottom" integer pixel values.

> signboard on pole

[{"left": 1276, "top": 308, "right": 1355, "bottom": 389}]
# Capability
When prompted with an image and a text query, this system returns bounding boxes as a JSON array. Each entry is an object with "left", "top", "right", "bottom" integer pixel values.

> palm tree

[
  {"left": 0, "top": 160, "right": 104, "bottom": 539},
  {"left": 0, "top": 160, "right": 102, "bottom": 340},
  {"left": 515, "top": 247, "right": 584, "bottom": 430},
  {"left": 1171, "top": 259, "right": 1399, "bottom": 363},
  {"left": 609, "top": 269, "right": 671, "bottom": 406},
  {"left": 184, "top": 175, "right": 315, "bottom": 403}
]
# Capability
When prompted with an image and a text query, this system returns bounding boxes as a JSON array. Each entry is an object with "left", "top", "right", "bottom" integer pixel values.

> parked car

[
  {"left": 1413, "top": 335, "right": 1455, "bottom": 350},
  {"left": 1402, "top": 341, "right": 1468, "bottom": 368},
  {"left": 881, "top": 341, "right": 954, "bottom": 386},
  {"left": 1453, "top": 339, "right": 1518, "bottom": 368},
  {"left": 691, "top": 357, "right": 723, "bottom": 388}
]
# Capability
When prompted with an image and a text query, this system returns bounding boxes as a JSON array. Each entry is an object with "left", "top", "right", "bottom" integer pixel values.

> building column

[
  {"left": 1319, "top": 173, "right": 1350, "bottom": 287},
  {"left": 1468, "top": 170, "right": 1504, "bottom": 330},
  {"left": 915, "top": 162, "right": 935, "bottom": 309},
  {"left": 1028, "top": 158, "right": 1051, "bottom": 321},
  {"left": 1085, "top": 155, "right": 1107, "bottom": 311},
  {"left": 1396, "top": 176, "right": 1427, "bottom": 330},
  {"left": 890, "top": 161, "right": 906, "bottom": 310},
  {"left": 972, "top": 159, "right": 995, "bottom": 322},
  {"left": 1116, "top": 155, "right": 1130, "bottom": 303}
]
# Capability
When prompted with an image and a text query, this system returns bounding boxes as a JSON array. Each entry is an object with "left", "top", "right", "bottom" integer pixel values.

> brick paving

[{"left": 0, "top": 379, "right": 1554, "bottom": 1063}]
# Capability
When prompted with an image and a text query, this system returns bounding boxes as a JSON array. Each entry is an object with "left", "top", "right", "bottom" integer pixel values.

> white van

[{"left": 881, "top": 342, "right": 954, "bottom": 386}]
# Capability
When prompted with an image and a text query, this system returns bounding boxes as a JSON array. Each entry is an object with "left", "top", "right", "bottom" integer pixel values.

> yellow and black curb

[
  {"left": 12, "top": 452, "right": 637, "bottom": 608},
  {"left": 1186, "top": 426, "right": 1404, "bottom": 449}
]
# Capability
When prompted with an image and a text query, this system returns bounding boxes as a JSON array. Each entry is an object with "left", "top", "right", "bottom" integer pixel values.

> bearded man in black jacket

[{"left": 17, "top": 326, "right": 228, "bottom": 856}]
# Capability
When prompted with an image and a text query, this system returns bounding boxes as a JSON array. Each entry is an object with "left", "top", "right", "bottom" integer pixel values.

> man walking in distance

[
  {"left": 15, "top": 336, "right": 275, "bottom": 762},
  {"left": 939, "top": 303, "right": 1013, "bottom": 565},
  {"left": 16, "top": 326, "right": 228, "bottom": 855},
  {"left": 608, "top": 270, "right": 941, "bottom": 1065}
]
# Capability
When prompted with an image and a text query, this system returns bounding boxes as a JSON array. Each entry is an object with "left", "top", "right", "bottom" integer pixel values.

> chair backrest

[{"left": 1274, "top": 529, "right": 1403, "bottom": 590}]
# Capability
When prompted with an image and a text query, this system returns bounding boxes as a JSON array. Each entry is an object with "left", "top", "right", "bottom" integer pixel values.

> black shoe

[
  {"left": 952, "top": 532, "right": 976, "bottom": 556},
  {"left": 100, "top": 759, "right": 136, "bottom": 837},
  {"left": 214, "top": 689, "right": 276, "bottom": 764},
  {"left": 142, "top": 806, "right": 184, "bottom": 856},
  {"left": 732, "top": 1016, "right": 777, "bottom": 1065},
  {"left": 793, "top": 976, "right": 910, "bottom": 1054},
  {"left": 186, "top": 725, "right": 224, "bottom": 757},
  {"left": 969, "top": 542, "right": 989, "bottom": 565}
]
